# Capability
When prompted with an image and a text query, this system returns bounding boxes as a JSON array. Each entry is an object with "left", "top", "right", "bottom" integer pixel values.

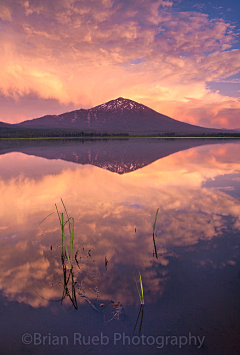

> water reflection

[
  {"left": 0, "top": 137, "right": 238, "bottom": 174},
  {"left": 0, "top": 141, "right": 239, "bottom": 312}
]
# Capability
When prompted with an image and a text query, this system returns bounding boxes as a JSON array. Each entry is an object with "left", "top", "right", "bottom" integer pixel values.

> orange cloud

[{"left": 0, "top": 0, "right": 239, "bottom": 127}]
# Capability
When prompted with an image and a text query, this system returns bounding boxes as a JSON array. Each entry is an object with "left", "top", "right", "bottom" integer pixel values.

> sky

[{"left": 0, "top": 0, "right": 240, "bottom": 129}]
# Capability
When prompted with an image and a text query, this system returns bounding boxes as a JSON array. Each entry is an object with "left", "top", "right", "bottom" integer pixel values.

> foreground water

[{"left": 0, "top": 138, "right": 240, "bottom": 355}]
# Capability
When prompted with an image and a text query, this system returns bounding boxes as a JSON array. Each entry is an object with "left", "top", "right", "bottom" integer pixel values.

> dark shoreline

[{"left": 1, "top": 135, "right": 240, "bottom": 140}]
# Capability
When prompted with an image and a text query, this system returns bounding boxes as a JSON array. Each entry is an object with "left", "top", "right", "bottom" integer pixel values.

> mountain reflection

[
  {"left": 0, "top": 138, "right": 238, "bottom": 174},
  {"left": 0, "top": 141, "right": 240, "bottom": 308}
]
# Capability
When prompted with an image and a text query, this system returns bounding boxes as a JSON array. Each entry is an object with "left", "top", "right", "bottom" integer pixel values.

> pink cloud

[
  {"left": 0, "top": 0, "right": 239, "bottom": 128},
  {"left": 151, "top": 97, "right": 240, "bottom": 129}
]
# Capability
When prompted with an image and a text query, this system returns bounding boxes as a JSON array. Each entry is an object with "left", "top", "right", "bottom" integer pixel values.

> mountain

[
  {"left": 0, "top": 122, "right": 11, "bottom": 127},
  {"left": 0, "top": 97, "right": 238, "bottom": 137}
]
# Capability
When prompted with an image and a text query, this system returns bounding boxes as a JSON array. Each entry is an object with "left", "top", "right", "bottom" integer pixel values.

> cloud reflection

[{"left": 0, "top": 143, "right": 240, "bottom": 307}]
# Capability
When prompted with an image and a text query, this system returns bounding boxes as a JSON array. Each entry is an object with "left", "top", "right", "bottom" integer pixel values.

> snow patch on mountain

[{"left": 90, "top": 97, "right": 149, "bottom": 113}]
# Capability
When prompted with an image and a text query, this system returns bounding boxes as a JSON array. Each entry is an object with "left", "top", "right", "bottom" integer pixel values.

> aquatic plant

[
  {"left": 32, "top": 199, "right": 77, "bottom": 309},
  {"left": 153, "top": 208, "right": 159, "bottom": 259},
  {"left": 134, "top": 270, "right": 144, "bottom": 305},
  {"left": 134, "top": 271, "right": 145, "bottom": 335},
  {"left": 30, "top": 211, "right": 55, "bottom": 240},
  {"left": 55, "top": 198, "right": 74, "bottom": 270},
  {"left": 55, "top": 199, "right": 77, "bottom": 309}
]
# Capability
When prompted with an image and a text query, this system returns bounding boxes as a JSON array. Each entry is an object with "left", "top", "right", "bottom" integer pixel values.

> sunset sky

[{"left": 0, "top": 0, "right": 240, "bottom": 128}]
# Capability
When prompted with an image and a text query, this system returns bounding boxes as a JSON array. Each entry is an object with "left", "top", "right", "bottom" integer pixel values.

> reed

[
  {"left": 55, "top": 198, "right": 74, "bottom": 270},
  {"left": 33, "top": 199, "right": 77, "bottom": 309},
  {"left": 153, "top": 208, "right": 159, "bottom": 237},
  {"left": 55, "top": 199, "right": 77, "bottom": 309},
  {"left": 134, "top": 270, "right": 144, "bottom": 305},
  {"left": 30, "top": 211, "right": 55, "bottom": 240},
  {"left": 153, "top": 208, "right": 159, "bottom": 259},
  {"left": 134, "top": 271, "right": 145, "bottom": 335}
]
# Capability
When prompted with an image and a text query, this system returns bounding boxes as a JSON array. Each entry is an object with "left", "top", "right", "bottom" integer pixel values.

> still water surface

[{"left": 0, "top": 138, "right": 240, "bottom": 354}]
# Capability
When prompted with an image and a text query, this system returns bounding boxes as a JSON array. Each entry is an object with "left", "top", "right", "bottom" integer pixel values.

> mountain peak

[
  {"left": 5, "top": 96, "right": 234, "bottom": 138},
  {"left": 90, "top": 97, "right": 150, "bottom": 113}
]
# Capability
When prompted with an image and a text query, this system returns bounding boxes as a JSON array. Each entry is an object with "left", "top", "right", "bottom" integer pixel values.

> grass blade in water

[{"left": 153, "top": 208, "right": 159, "bottom": 259}]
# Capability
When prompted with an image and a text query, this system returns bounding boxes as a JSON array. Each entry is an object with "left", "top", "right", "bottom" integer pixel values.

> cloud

[
  {"left": 0, "top": 0, "right": 239, "bottom": 127},
  {"left": 142, "top": 96, "right": 240, "bottom": 129},
  {"left": 0, "top": 3, "right": 12, "bottom": 20}
]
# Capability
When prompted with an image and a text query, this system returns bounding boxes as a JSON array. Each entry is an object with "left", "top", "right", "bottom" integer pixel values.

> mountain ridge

[{"left": 0, "top": 97, "right": 238, "bottom": 137}]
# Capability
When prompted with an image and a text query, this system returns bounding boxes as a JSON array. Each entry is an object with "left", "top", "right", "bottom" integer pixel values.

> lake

[{"left": 0, "top": 138, "right": 240, "bottom": 355}]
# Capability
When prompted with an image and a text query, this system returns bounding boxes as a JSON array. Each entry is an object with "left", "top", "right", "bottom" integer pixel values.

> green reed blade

[
  {"left": 153, "top": 208, "right": 159, "bottom": 235},
  {"left": 60, "top": 199, "right": 74, "bottom": 269},
  {"left": 55, "top": 204, "right": 61, "bottom": 224},
  {"left": 61, "top": 198, "right": 69, "bottom": 219},
  {"left": 63, "top": 216, "right": 74, "bottom": 270},
  {"left": 139, "top": 271, "right": 144, "bottom": 305},
  {"left": 61, "top": 198, "right": 72, "bottom": 239},
  {"left": 63, "top": 230, "right": 71, "bottom": 269},
  {"left": 134, "top": 271, "right": 144, "bottom": 305}
]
